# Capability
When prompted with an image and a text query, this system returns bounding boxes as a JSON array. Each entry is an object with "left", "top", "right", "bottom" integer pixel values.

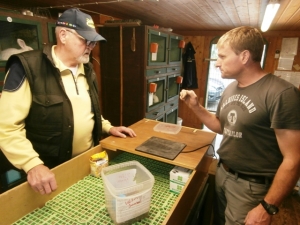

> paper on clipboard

[
  {"left": 281, "top": 38, "right": 298, "bottom": 55},
  {"left": 277, "top": 38, "right": 299, "bottom": 70},
  {"left": 278, "top": 54, "right": 295, "bottom": 70}
]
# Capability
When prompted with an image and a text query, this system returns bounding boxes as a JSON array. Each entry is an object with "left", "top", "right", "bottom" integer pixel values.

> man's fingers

[
  {"left": 43, "top": 183, "right": 53, "bottom": 194},
  {"left": 49, "top": 177, "right": 57, "bottom": 191},
  {"left": 34, "top": 186, "right": 45, "bottom": 194}
]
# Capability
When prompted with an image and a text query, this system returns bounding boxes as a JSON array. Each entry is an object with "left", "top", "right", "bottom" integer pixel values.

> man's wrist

[
  {"left": 260, "top": 199, "right": 279, "bottom": 215},
  {"left": 23, "top": 157, "right": 44, "bottom": 173}
]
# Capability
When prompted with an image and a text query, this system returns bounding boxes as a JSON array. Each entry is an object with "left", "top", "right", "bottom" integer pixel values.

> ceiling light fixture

[{"left": 261, "top": 0, "right": 280, "bottom": 32}]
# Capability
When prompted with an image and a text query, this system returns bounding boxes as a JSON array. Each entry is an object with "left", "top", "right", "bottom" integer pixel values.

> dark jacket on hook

[{"left": 182, "top": 42, "right": 198, "bottom": 89}]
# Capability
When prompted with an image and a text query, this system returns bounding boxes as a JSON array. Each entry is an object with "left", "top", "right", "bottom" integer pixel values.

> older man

[{"left": 0, "top": 8, "right": 136, "bottom": 195}]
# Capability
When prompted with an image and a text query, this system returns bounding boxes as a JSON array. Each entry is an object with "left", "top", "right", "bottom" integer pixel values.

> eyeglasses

[{"left": 65, "top": 29, "right": 97, "bottom": 49}]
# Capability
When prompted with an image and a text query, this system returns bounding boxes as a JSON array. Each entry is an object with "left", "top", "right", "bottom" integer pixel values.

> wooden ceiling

[{"left": 0, "top": 0, "right": 299, "bottom": 35}]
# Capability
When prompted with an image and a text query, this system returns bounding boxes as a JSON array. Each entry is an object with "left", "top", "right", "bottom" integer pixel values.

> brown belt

[{"left": 221, "top": 162, "right": 273, "bottom": 185}]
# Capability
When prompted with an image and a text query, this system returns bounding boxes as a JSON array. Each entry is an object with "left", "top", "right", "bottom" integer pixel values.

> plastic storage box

[{"left": 101, "top": 160, "right": 155, "bottom": 224}]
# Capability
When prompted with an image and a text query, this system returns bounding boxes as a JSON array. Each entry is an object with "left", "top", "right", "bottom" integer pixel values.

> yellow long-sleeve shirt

[{"left": 0, "top": 46, "right": 113, "bottom": 173}]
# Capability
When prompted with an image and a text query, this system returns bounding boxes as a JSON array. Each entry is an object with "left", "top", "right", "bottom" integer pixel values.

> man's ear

[
  {"left": 240, "top": 50, "right": 250, "bottom": 64},
  {"left": 58, "top": 29, "right": 67, "bottom": 44}
]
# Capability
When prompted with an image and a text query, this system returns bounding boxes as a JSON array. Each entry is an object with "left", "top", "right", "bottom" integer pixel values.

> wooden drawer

[
  {"left": 145, "top": 106, "right": 165, "bottom": 119},
  {"left": 146, "top": 67, "right": 167, "bottom": 76},
  {"left": 167, "top": 66, "right": 180, "bottom": 73},
  {"left": 164, "top": 99, "right": 178, "bottom": 111}
]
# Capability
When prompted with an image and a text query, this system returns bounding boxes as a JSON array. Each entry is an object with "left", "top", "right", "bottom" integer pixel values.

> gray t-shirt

[{"left": 216, "top": 74, "right": 300, "bottom": 176}]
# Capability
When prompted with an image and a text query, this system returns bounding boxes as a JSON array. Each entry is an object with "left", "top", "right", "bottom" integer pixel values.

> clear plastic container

[
  {"left": 101, "top": 161, "right": 154, "bottom": 224},
  {"left": 153, "top": 122, "right": 181, "bottom": 134}
]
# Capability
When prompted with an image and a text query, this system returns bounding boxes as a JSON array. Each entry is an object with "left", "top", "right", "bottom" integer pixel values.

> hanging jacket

[{"left": 182, "top": 42, "right": 198, "bottom": 89}]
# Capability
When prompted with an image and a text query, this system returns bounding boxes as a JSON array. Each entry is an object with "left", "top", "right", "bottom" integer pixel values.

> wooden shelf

[{"left": 104, "top": 21, "right": 141, "bottom": 27}]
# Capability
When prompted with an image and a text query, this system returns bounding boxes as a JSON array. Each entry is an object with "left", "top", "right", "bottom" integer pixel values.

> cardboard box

[
  {"left": 170, "top": 180, "right": 184, "bottom": 194},
  {"left": 170, "top": 166, "right": 192, "bottom": 185},
  {"left": 169, "top": 166, "right": 192, "bottom": 194}
]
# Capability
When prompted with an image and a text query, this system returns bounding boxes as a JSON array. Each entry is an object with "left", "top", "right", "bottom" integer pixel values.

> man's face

[
  {"left": 215, "top": 43, "right": 243, "bottom": 79},
  {"left": 65, "top": 29, "right": 96, "bottom": 65},
  {"left": 76, "top": 49, "right": 91, "bottom": 64}
]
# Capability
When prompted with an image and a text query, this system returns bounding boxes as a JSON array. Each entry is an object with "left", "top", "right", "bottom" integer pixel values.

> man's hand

[
  {"left": 180, "top": 89, "right": 199, "bottom": 108},
  {"left": 27, "top": 164, "right": 57, "bottom": 195},
  {"left": 244, "top": 204, "right": 272, "bottom": 225},
  {"left": 109, "top": 126, "right": 137, "bottom": 138}
]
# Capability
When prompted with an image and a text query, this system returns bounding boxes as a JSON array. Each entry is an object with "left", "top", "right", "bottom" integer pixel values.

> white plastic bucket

[{"left": 177, "top": 117, "right": 182, "bottom": 126}]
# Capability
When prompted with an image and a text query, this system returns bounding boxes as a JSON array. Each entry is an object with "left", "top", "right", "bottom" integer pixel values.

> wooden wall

[{"left": 178, "top": 30, "right": 300, "bottom": 129}]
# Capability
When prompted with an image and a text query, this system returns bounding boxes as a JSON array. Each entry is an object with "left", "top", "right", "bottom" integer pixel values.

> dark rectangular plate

[{"left": 135, "top": 136, "right": 186, "bottom": 160}]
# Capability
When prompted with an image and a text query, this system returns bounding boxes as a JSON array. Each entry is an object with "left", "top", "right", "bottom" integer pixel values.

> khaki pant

[{"left": 214, "top": 163, "right": 270, "bottom": 225}]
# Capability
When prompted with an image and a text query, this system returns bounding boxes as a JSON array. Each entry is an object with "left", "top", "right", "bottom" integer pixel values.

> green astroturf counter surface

[{"left": 13, "top": 152, "right": 180, "bottom": 225}]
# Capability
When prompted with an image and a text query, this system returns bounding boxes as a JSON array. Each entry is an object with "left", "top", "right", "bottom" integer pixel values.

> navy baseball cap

[{"left": 56, "top": 8, "right": 106, "bottom": 42}]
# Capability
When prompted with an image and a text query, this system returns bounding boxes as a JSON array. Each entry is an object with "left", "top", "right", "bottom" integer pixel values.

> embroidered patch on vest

[{"left": 3, "top": 62, "right": 26, "bottom": 92}]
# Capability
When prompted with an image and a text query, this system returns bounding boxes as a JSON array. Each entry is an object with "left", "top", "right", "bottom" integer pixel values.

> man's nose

[{"left": 215, "top": 61, "right": 220, "bottom": 68}]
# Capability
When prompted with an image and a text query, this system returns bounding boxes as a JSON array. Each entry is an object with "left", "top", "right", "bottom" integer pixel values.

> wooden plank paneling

[
  {"left": 247, "top": 0, "right": 261, "bottom": 27},
  {"left": 274, "top": 0, "right": 300, "bottom": 30},
  {"left": 220, "top": 0, "right": 242, "bottom": 27},
  {"left": 204, "top": 0, "right": 235, "bottom": 29},
  {"left": 0, "top": 0, "right": 299, "bottom": 33},
  {"left": 234, "top": 0, "right": 250, "bottom": 26}
]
